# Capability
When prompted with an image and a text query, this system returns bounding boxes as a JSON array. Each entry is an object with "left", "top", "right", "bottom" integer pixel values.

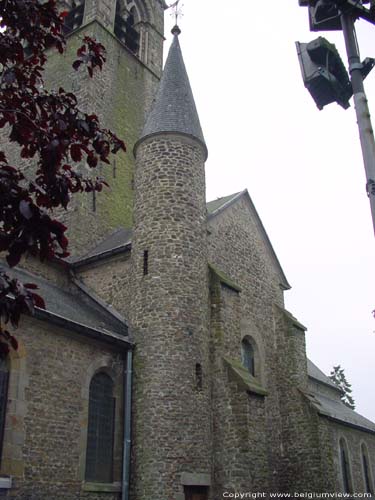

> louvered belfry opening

[
  {"left": 85, "top": 372, "right": 115, "bottom": 483},
  {"left": 0, "top": 359, "right": 9, "bottom": 467},
  {"left": 64, "top": 0, "right": 85, "bottom": 34},
  {"left": 114, "top": 1, "right": 140, "bottom": 55}
]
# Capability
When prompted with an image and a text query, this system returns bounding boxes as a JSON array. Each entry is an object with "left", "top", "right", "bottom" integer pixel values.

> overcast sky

[{"left": 163, "top": 1, "right": 375, "bottom": 421}]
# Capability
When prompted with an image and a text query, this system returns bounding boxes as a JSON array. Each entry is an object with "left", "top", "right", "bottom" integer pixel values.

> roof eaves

[
  {"left": 318, "top": 411, "right": 375, "bottom": 435},
  {"left": 302, "top": 389, "right": 375, "bottom": 435},
  {"left": 71, "top": 243, "right": 131, "bottom": 269},
  {"left": 33, "top": 307, "right": 133, "bottom": 349}
]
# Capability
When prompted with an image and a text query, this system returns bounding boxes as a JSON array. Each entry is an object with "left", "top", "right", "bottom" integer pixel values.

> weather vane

[{"left": 169, "top": 0, "right": 184, "bottom": 26}]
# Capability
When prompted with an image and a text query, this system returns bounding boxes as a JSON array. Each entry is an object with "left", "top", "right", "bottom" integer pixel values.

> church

[{"left": 0, "top": 1, "right": 375, "bottom": 499}]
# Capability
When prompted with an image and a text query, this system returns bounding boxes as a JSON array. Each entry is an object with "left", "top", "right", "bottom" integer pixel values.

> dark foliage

[
  {"left": 0, "top": 0, "right": 125, "bottom": 357},
  {"left": 329, "top": 365, "right": 355, "bottom": 410}
]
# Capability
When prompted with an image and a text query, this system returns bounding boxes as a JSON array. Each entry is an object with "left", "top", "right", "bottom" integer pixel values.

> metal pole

[
  {"left": 122, "top": 349, "right": 133, "bottom": 500},
  {"left": 341, "top": 11, "right": 375, "bottom": 235}
]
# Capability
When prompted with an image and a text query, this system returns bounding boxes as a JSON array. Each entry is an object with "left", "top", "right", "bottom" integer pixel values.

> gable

[{"left": 207, "top": 190, "right": 290, "bottom": 291}]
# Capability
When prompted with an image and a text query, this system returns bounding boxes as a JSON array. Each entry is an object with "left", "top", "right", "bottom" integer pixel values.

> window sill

[
  {"left": 0, "top": 476, "right": 12, "bottom": 489},
  {"left": 82, "top": 482, "right": 122, "bottom": 493},
  {"left": 223, "top": 356, "right": 268, "bottom": 397}
]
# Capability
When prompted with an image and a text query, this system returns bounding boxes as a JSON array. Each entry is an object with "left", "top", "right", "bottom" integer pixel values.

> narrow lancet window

[
  {"left": 361, "top": 444, "right": 373, "bottom": 494},
  {"left": 143, "top": 250, "right": 149, "bottom": 276},
  {"left": 339, "top": 438, "right": 352, "bottom": 493}
]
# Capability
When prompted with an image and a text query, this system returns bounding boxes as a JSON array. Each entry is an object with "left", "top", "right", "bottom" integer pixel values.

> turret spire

[{"left": 136, "top": 27, "right": 207, "bottom": 159}]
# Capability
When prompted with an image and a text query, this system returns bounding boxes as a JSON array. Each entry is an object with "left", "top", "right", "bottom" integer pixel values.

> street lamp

[{"left": 297, "top": 0, "right": 375, "bottom": 236}]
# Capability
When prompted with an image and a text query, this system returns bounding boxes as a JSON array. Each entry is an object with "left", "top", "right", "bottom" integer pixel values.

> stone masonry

[{"left": 1, "top": 1, "right": 375, "bottom": 499}]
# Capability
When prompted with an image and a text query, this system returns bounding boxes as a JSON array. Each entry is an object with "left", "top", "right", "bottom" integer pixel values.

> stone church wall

[
  {"left": 209, "top": 277, "right": 270, "bottom": 496},
  {"left": 0, "top": 317, "right": 125, "bottom": 500},
  {"left": 207, "top": 196, "right": 286, "bottom": 491},
  {"left": 272, "top": 306, "right": 334, "bottom": 492},
  {"left": 323, "top": 419, "right": 375, "bottom": 493}
]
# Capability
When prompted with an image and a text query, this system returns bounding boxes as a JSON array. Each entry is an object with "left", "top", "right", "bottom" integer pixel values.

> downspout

[{"left": 122, "top": 349, "right": 133, "bottom": 500}]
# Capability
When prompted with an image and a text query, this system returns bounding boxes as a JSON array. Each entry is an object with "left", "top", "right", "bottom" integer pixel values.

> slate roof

[
  {"left": 136, "top": 27, "right": 207, "bottom": 158},
  {"left": 306, "top": 358, "right": 375, "bottom": 434},
  {"left": 4, "top": 266, "right": 129, "bottom": 343},
  {"left": 307, "top": 391, "right": 375, "bottom": 434},
  {"left": 71, "top": 228, "right": 133, "bottom": 267},
  {"left": 307, "top": 359, "right": 341, "bottom": 392}
]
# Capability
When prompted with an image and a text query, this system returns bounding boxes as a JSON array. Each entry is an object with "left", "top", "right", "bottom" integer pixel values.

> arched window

[
  {"left": 339, "top": 438, "right": 352, "bottom": 493},
  {"left": 114, "top": 0, "right": 141, "bottom": 54},
  {"left": 64, "top": 0, "right": 85, "bottom": 34},
  {"left": 0, "top": 358, "right": 9, "bottom": 466},
  {"left": 85, "top": 372, "right": 115, "bottom": 483},
  {"left": 241, "top": 338, "right": 255, "bottom": 377},
  {"left": 361, "top": 443, "right": 374, "bottom": 494}
]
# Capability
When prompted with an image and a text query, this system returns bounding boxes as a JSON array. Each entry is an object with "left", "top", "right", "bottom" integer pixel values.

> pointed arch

[
  {"left": 339, "top": 437, "right": 353, "bottom": 493},
  {"left": 114, "top": 0, "right": 150, "bottom": 55},
  {"left": 361, "top": 442, "right": 374, "bottom": 494}
]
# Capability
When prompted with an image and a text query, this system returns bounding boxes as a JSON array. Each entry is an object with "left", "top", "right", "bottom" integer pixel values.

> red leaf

[
  {"left": 31, "top": 293, "right": 45, "bottom": 309},
  {"left": 24, "top": 283, "right": 38, "bottom": 290},
  {"left": 70, "top": 144, "right": 82, "bottom": 162}
]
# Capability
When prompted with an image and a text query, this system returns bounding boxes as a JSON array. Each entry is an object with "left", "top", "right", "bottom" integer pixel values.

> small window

[
  {"left": 339, "top": 438, "right": 352, "bottom": 493},
  {"left": 361, "top": 443, "right": 374, "bottom": 494},
  {"left": 0, "top": 359, "right": 9, "bottom": 467},
  {"left": 143, "top": 250, "right": 149, "bottom": 276},
  {"left": 85, "top": 372, "right": 115, "bottom": 483},
  {"left": 241, "top": 338, "right": 255, "bottom": 377}
]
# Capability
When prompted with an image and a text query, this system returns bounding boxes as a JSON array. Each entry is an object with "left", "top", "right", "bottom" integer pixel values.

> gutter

[{"left": 122, "top": 350, "right": 133, "bottom": 500}]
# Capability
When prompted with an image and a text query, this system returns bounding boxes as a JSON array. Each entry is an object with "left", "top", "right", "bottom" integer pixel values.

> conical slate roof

[{"left": 137, "top": 26, "right": 207, "bottom": 158}]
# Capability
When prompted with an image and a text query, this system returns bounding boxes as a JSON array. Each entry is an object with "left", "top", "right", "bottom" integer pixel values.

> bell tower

[{"left": 47, "top": 0, "right": 167, "bottom": 255}]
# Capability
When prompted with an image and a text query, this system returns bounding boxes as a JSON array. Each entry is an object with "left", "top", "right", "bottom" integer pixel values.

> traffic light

[
  {"left": 309, "top": 0, "right": 342, "bottom": 31},
  {"left": 298, "top": 0, "right": 375, "bottom": 28},
  {"left": 296, "top": 36, "right": 352, "bottom": 109}
]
